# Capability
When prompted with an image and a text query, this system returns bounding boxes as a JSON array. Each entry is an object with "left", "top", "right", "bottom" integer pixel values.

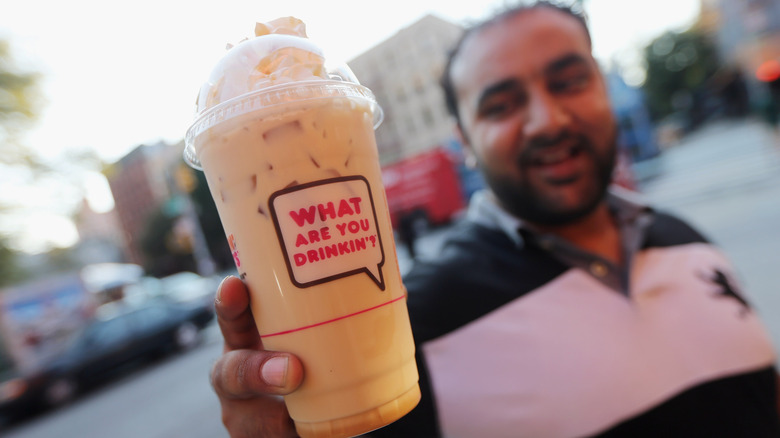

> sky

[{"left": 0, "top": 0, "right": 700, "bottom": 253}]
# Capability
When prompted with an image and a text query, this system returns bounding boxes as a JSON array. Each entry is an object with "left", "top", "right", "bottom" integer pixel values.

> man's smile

[{"left": 525, "top": 142, "right": 588, "bottom": 184}]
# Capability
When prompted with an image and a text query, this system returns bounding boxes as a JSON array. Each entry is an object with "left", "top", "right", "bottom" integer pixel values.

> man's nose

[{"left": 523, "top": 90, "right": 572, "bottom": 140}]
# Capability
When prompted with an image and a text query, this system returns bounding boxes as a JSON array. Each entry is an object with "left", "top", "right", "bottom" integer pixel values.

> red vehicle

[{"left": 381, "top": 147, "right": 466, "bottom": 229}]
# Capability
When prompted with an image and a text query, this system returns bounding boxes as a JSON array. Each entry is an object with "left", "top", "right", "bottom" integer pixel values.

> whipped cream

[{"left": 197, "top": 17, "right": 329, "bottom": 114}]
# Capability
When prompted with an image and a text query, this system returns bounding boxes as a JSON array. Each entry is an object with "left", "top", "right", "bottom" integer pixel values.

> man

[
  {"left": 398, "top": 210, "right": 419, "bottom": 259},
  {"left": 210, "top": 2, "right": 780, "bottom": 437}
]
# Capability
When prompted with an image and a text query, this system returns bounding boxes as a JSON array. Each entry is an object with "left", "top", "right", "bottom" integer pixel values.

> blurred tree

[
  {"left": 139, "top": 207, "right": 197, "bottom": 278},
  {"left": 0, "top": 237, "right": 28, "bottom": 287},
  {"left": 0, "top": 38, "right": 43, "bottom": 287},
  {"left": 0, "top": 39, "right": 43, "bottom": 168},
  {"left": 41, "top": 247, "right": 81, "bottom": 273},
  {"left": 642, "top": 28, "right": 721, "bottom": 126},
  {"left": 1, "top": 39, "right": 109, "bottom": 258},
  {"left": 138, "top": 157, "right": 234, "bottom": 278}
]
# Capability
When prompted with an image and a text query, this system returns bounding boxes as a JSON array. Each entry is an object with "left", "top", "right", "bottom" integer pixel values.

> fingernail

[
  {"left": 216, "top": 276, "right": 232, "bottom": 303},
  {"left": 261, "top": 356, "right": 288, "bottom": 387}
]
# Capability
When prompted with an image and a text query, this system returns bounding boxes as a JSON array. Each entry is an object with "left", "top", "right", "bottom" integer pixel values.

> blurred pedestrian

[
  {"left": 398, "top": 210, "right": 419, "bottom": 259},
  {"left": 768, "top": 76, "right": 780, "bottom": 128},
  {"left": 208, "top": 2, "right": 780, "bottom": 437},
  {"left": 757, "top": 60, "right": 780, "bottom": 131},
  {"left": 712, "top": 66, "right": 750, "bottom": 119}
]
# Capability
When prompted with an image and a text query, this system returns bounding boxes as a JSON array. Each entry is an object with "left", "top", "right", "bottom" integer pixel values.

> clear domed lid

[{"left": 184, "top": 17, "right": 382, "bottom": 169}]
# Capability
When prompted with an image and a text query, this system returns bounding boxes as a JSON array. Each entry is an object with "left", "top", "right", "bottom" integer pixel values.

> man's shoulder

[
  {"left": 402, "top": 220, "right": 568, "bottom": 344},
  {"left": 403, "top": 220, "right": 526, "bottom": 284},
  {"left": 427, "top": 219, "right": 516, "bottom": 258},
  {"left": 644, "top": 210, "right": 710, "bottom": 248}
]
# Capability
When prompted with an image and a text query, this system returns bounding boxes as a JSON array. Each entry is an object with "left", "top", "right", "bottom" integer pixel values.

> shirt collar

[
  {"left": 465, "top": 185, "right": 653, "bottom": 248},
  {"left": 466, "top": 190, "right": 525, "bottom": 246}
]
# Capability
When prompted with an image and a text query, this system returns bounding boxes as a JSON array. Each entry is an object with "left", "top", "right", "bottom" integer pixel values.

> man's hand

[{"left": 210, "top": 276, "right": 305, "bottom": 438}]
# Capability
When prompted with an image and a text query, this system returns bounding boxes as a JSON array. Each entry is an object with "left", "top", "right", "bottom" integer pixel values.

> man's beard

[{"left": 482, "top": 131, "right": 617, "bottom": 226}]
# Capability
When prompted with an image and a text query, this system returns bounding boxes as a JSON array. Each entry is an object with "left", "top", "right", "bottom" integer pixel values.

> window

[
  {"left": 129, "top": 306, "right": 171, "bottom": 332},
  {"left": 396, "top": 86, "right": 406, "bottom": 103},
  {"left": 421, "top": 106, "right": 434, "bottom": 126},
  {"left": 413, "top": 75, "right": 425, "bottom": 93},
  {"left": 88, "top": 317, "right": 131, "bottom": 349}
]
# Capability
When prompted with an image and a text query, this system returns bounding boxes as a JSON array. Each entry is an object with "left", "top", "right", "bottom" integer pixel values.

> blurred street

[
  {"left": 4, "top": 118, "right": 780, "bottom": 438},
  {"left": 2, "top": 325, "right": 227, "bottom": 438}
]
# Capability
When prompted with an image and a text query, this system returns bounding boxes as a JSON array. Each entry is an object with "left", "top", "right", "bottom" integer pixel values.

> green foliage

[
  {"left": 0, "top": 39, "right": 44, "bottom": 168},
  {"left": 0, "top": 37, "right": 44, "bottom": 263},
  {"left": 138, "top": 164, "right": 233, "bottom": 277},
  {"left": 138, "top": 207, "right": 197, "bottom": 278},
  {"left": 0, "top": 237, "right": 28, "bottom": 288},
  {"left": 42, "top": 247, "right": 81, "bottom": 273},
  {"left": 641, "top": 29, "right": 721, "bottom": 122}
]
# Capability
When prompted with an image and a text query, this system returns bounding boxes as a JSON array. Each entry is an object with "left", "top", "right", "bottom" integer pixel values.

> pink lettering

[
  {"left": 290, "top": 206, "right": 317, "bottom": 227},
  {"left": 348, "top": 197, "right": 362, "bottom": 214},
  {"left": 355, "top": 237, "right": 366, "bottom": 251},
  {"left": 318, "top": 202, "right": 336, "bottom": 221},
  {"left": 325, "top": 244, "right": 339, "bottom": 258},
  {"left": 338, "top": 199, "right": 354, "bottom": 217}
]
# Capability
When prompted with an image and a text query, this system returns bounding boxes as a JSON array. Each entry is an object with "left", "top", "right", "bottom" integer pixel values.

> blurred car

[
  {"left": 0, "top": 368, "right": 39, "bottom": 425},
  {"left": 157, "top": 271, "right": 219, "bottom": 316},
  {"left": 121, "top": 271, "right": 218, "bottom": 323},
  {"left": 0, "top": 300, "right": 214, "bottom": 414}
]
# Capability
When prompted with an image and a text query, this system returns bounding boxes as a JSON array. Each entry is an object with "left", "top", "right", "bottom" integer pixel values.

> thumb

[{"left": 212, "top": 350, "right": 304, "bottom": 399}]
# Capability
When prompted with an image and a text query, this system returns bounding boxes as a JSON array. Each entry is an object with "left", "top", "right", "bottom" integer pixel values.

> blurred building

[
  {"left": 72, "top": 199, "right": 124, "bottom": 265},
  {"left": 104, "top": 141, "right": 183, "bottom": 265},
  {"left": 348, "top": 14, "right": 464, "bottom": 165}
]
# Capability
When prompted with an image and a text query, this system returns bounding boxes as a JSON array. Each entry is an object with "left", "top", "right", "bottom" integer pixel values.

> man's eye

[
  {"left": 549, "top": 73, "right": 590, "bottom": 94},
  {"left": 479, "top": 97, "right": 519, "bottom": 119},
  {"left": 482, "top": 103, "right": 509, "bottom": 117}
]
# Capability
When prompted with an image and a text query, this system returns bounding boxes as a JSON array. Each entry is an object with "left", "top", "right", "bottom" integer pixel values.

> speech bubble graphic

[{"left": 269, "top": 176, "right": 386, "bottom": 290}]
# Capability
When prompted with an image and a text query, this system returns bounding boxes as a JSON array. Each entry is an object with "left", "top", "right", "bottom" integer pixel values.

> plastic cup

[{"left": 184, "top": 20, "right": 420, "bottom": 438}]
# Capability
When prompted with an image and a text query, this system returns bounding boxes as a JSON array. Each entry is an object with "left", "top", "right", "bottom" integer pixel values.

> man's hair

[{"left": 440, "top": 1, "right": 591, "bottom": 126}]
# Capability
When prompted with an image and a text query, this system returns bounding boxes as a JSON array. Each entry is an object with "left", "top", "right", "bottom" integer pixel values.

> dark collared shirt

[{"left": 466, "top": 186, "right": 653, "bottom": 294}]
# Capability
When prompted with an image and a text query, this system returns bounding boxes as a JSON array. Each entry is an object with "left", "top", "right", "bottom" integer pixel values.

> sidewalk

[{"left": 639, "top": 118, "right": 780, "bottom": 209}]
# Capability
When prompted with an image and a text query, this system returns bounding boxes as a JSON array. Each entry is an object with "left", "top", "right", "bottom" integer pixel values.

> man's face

[{"left": 451, "top": 8, "right": 618, "bottom": 226}]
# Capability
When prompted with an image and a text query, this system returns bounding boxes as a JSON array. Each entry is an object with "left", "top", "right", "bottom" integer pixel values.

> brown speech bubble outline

[{"left": 269, "top": 175, "right": 387, "bottom": 291}]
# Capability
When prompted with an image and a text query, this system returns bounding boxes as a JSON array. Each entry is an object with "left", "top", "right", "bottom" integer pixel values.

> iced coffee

[{"left": 184, "top": 17, "right": 419, "bottom": 438}]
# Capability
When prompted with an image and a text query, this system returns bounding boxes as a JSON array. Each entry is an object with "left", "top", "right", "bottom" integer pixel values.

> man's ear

[{"left": 455, "top": 123, "right": 478, "bottom": 169}]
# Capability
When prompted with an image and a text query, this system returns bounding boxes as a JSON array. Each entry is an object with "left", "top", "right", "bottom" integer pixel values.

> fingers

[
  {"left": 212, "top": 277, "right": 305, "bottom": 437},
  {"left": 216, "top": 276, "right": 261, "bottom": 351},
  {"left": 219, "top": 395, "right": 299, "bottom": 438},
  {"left": 211, "top": 350, "right": 304, "bottom": 399}
]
